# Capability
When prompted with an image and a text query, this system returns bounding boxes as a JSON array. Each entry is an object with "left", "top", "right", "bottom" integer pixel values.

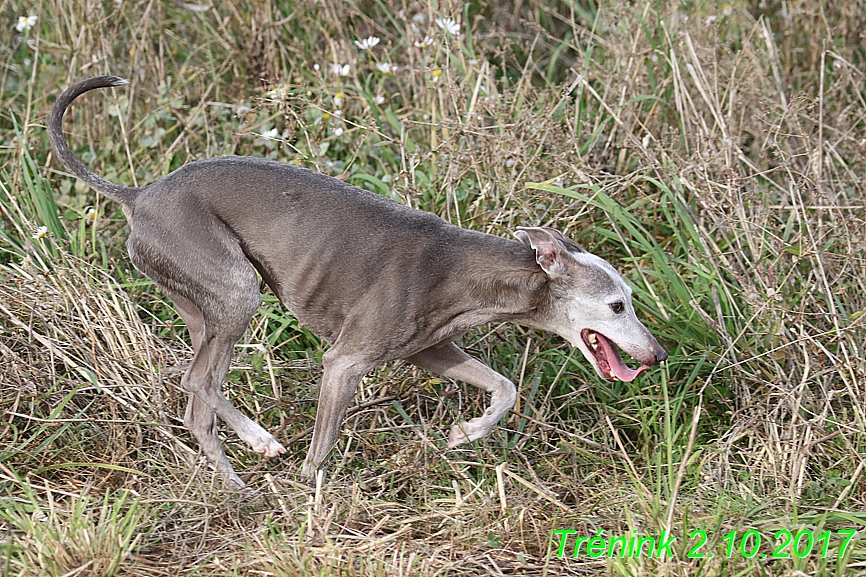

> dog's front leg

[
  {"left": 406, "top": 342, "right": 518, "bottom": 447},
  {"left": 301, "top": 349, "right": 372, "bottom": 481}
]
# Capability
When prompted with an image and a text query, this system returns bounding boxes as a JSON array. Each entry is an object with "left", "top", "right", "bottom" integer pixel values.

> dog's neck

[{"left": 461, "top": 239, "right": 551, "bottom": 323}]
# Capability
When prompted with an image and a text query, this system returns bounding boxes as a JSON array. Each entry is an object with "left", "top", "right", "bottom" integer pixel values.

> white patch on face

[{"left": 549, "top": 249, "right": 658, "bottom": 377}]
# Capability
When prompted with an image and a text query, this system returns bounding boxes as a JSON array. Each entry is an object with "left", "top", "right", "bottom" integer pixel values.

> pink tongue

[{"left": 596, "top": 333, "right": 649, "bottom": 382}]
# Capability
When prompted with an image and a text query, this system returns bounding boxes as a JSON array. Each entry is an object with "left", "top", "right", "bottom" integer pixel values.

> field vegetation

[{"left": 1, "top": 0, "right": 864, "bottom": 575}]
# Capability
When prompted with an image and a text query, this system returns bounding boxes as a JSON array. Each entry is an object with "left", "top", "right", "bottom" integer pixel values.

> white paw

[
  {"left": 448, "top": 418, "right": 492, "bottom": 448},
  {"left": 243, "top": 430, "right": 286, "bottom": 458},
  {"left": 448, "top": 423, "right": 470, "bottom": 448}
]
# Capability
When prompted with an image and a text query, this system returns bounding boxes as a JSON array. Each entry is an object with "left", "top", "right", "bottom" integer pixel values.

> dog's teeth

[
  {"left": 588, "top": 333, "right": 598, "bottom": 348},
  {"left": 609, "top": 369, "right": 616, "bottom": 378}
]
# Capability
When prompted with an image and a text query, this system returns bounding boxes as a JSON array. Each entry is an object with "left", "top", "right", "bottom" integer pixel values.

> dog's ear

[{"left": 513, "top": 227, "right": 570, "bottom": 277}]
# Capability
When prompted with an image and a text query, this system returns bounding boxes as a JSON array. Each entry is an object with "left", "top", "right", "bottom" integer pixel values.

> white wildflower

[
  {"left": 375, "top": 62, "right": 397, "bottom": 73},
  {"left": 261, "top": 128, "right": 280, "bottom": 139},
  {"left": 334, "top": 92, "right": 344, "bottom": 107},
  {"left": 177, "top": 2, "right": 209, "bottom": 11},
  {"left": 313, "top": 63, "right": 320, "bottom": 71},
  {"left": 435, "top": 17, "right": 459, "bottom": 36},
  {"left": 85, "top": 208, "right": 97, "bottom": 222},
  {"left": 330, "top": 63, "right": 351, "bottom": 76},
  {"left": 32, "top": 226, "right": 48, "bottom": 239},
  {"left": 414, "top": 35, "right": 433, "bottom": 49},
  {"left": 333, "top": 127, "right": 344, "bottom": 137},
  {"left": 15, "top": 15, "right": 37, "bottom": 32},
  {"left": 354, "top": 36, "right": 380, "bottom": 50},
  {"left": 265, "top": 85, "right": 290, "bottom": 99},
  {"left": 372, "top": 95, "right": 385, "bottom": 105}
]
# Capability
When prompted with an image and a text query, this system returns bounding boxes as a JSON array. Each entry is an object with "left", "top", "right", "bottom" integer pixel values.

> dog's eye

[{"left": 609, "top": 301, "right": 625, "bottom": 314}]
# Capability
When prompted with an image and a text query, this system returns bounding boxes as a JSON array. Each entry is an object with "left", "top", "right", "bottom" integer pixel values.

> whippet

[{"left": 48, "top": 76, "right": 667, "bottom": 488}]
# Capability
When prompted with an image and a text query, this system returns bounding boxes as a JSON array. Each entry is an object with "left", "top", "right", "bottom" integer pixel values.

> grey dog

[{"left": 49, "top": 76, "right": 667, "bottom": 488}]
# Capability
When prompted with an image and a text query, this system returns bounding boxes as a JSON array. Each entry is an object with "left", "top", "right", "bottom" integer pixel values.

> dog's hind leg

[
  {"left": 129, "top": 219, "right": 286, "bottom": 487},
  {"left": 406, "top": 342, "right": 518, "bottom": 447},
  {"left": 162, "top": 274, "right": 285, "bottom": 488},
  {"left": 169, "top": 292, "right": 244, "bottom": 488}
]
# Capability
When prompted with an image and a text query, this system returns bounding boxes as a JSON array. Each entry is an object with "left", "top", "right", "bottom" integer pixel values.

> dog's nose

[{"left": 655, "top": 348, "right": 668, "bottom": 364}]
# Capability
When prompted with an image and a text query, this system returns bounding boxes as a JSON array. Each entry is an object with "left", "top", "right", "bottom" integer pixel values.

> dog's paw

[
  {"left": 300, "top": 461, "right": 315, "bottom": 481},
  {"left": 448, "top": 417, "right": 498, "bottom": 449},
  {"left": 448, "top": 418, "right": 490, "bottom": 448},
  {"left": 259, "top": 438, "right": 286, "bottom": 458},
  {"left": 447, "top": 424, "right": 470, "bottom": 448},
  {"left": 225, "top": 470, "right": 246, "bottom": 490},
  {"left": 244, "top": 431, "right": 286, "bottom": 458},
  {"left": 233, "top": 419, "right": 285, "bottom": 458},
  {"left": 300, "top": 460, "right": 321, "bottom": 484}
]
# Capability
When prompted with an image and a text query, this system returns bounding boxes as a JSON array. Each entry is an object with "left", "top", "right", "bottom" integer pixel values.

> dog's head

[{"left": 514, "top": 226, "right": 667, "bottom": 381}]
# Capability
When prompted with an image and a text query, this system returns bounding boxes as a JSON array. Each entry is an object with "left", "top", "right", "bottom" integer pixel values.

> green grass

[
  {"left": 1, "top": 0, "right": 865, "bottom": 575},
  {"left": 0, "top": 482, "right": 144, "bottom": 577}
]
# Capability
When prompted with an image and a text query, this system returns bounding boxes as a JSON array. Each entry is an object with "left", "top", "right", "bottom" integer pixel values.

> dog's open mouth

[{"left": 581, "top": 329, "right": 649, "bottom": 382}]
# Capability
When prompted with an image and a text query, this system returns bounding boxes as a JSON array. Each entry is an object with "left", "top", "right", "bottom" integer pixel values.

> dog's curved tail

[{"left": 48, "top": 76, "right": 140, "bottom": 206}]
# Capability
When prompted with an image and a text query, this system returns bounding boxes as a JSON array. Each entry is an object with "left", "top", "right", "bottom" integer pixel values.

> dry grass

[{"left": 1, "top": 0, "right": 865, "bottom": 575}]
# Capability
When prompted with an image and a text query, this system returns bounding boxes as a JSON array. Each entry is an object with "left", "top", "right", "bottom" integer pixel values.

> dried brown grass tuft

[{"left": 0, "top": 250, "right": 184, "bottom": 487}]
